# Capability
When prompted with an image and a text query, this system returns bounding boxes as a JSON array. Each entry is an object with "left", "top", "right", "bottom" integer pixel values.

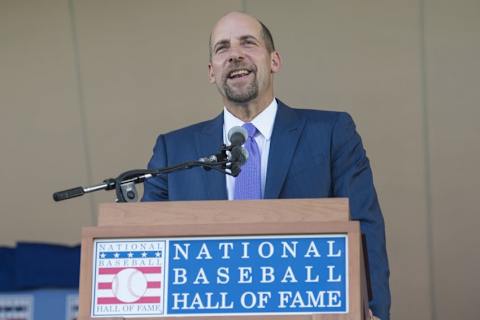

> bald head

[{"left": 209, "top": 12, "right": 275, "bottom": 60}]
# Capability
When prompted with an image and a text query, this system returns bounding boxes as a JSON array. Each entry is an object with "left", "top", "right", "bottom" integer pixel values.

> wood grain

[{"left": 98, "top": 198, "right": 349, "bottom": 227}]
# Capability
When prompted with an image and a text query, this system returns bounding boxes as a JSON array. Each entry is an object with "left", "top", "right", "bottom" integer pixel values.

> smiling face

[{"left": 208, "top": 12, "right": 281, "bottom": 110}]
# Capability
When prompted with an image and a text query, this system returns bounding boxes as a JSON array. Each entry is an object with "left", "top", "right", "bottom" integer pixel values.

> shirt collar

[{"left": 223, "top": 98, "right": 278, "bottom": 141}]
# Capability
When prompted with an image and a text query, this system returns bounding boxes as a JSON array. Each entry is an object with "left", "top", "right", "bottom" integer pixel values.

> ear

[
  {"left": 208, "top": 63, "right": 216, "bottom": 84},
  {"left": 270, "top": 51, "right": 282, "bottom": 74}
]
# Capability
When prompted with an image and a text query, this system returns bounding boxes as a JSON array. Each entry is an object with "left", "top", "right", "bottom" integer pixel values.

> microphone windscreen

[
  {"left": 230, "top": 146, "right": 248, "bottom": 165},
  {"left": 228, "top": 126, "right": 247, "bottom": 146}
]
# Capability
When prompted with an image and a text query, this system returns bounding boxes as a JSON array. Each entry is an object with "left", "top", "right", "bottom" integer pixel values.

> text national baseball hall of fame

[{"left": 91, "top": 235, "right": 348, "bottom": 317}]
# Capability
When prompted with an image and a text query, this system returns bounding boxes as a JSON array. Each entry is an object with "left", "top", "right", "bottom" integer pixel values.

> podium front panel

[{"left": 79, "top": 221, "right": 366, "bottom": 320}]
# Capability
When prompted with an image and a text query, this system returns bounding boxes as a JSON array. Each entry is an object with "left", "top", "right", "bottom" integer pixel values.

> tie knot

[{"left": 242, "top": 123, "right": 257, "bottom": 138}]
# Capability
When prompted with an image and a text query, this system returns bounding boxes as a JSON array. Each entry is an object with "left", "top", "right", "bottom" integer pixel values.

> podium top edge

[{"left": 97, "top": 198, "right": 350, "bottom": 227}]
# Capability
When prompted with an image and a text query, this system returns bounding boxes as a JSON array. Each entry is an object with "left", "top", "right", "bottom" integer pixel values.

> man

[{"left": 143, "top": 11, "right": 390, "bottom": 320}]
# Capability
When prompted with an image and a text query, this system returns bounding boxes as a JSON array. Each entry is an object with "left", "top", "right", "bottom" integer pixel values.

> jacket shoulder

[{"left": 284, "top": 104, "right": 353, "bottom": 127}]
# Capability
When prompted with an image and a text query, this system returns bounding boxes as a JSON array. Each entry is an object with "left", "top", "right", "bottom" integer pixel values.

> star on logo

[
  {"left": 100, "top": 253, "right": 106, "bottom": 259},
  {"left": 141, "top": 252, "right": 148, "bottom": 258},
  {"left": 128, "top": 252, "right": 134, "bottom": 258},
  {"left": 155, "top": 251, "right": 161, "bottom": 257},
  {"left": 114, "top": 252, "right": 120, "bottom": 258}
]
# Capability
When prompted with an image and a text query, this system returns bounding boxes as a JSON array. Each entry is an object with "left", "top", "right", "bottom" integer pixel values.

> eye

[
  {"left": 214, "top": 42, "right": 229, "bottom": 54},
  {"left": 244, "top": 40, "right": 256, "bottom": 46}
]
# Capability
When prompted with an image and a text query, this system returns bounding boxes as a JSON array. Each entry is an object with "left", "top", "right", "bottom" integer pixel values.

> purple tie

[{"left": 234, "top": 123, "right": 262, "bottom": 200}]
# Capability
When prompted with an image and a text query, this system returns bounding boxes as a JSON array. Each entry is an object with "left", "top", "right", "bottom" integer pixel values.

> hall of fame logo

[{"left": 91, "top": 239, "right": 166, "bottom": 317}]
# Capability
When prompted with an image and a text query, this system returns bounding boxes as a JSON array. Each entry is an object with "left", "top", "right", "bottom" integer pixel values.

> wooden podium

[{"left": 78, "top": 198, "right": 369, "bottom": 319}]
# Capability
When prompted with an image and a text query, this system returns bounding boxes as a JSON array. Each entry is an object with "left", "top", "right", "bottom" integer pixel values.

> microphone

[
  {"left": 229, "top": 146, "right": 248, "bottom": 177},
  {"left": 199, "top": 126, "right": 248, "bottom": 164},
  {"left": 227, "top": 126, "right": 249, "bottom": 177},
  {"left": 198, "top": 126, "right": 248, "bottom": 176},
  {"left": 227, "top": 126, "right": 248, "bottom": 165},
  {"left": 229, "top": 144, "right": 248, "bottom": 165},
  {"left": 228, "top": 126, "right": 248, "bottom": 147}
]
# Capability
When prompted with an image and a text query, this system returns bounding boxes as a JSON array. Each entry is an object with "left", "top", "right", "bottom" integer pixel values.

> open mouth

[{"left": 227, "top": 69, "right": 253, "bottom": 80}]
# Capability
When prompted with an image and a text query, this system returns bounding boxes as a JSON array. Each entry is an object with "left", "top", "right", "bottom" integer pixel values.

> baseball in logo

[{"left": 112, "top": 268, "right": 148, "bottom": 303}]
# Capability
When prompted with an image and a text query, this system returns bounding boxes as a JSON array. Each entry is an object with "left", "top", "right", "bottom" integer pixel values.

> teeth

[{"left": 229, "top": 69, "right": 250, "bottom": 78}]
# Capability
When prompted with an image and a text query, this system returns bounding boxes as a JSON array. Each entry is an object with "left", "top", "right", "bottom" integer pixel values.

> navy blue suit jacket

[{"left": 143, "top": 100, "right": 390, "bottom": 319}]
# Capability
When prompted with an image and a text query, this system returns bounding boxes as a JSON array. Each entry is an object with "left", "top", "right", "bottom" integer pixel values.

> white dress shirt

[{"left": 223, "top": 98, "right": 278, "bottom": 200}]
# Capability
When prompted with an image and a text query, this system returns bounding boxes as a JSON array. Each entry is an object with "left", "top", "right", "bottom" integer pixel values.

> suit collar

[{"left": 264, "top": 100, "right": 306, "bottom": 198}]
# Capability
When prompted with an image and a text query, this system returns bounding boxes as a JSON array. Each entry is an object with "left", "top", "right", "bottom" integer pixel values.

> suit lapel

[
  {"left": 264, "top": 101, "right": 306, "bottom": 199},
  {"left": 194, "top": 113, "right": 228, "bottom": 200}
]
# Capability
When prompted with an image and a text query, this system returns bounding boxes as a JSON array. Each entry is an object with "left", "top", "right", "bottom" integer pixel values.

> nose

[
  {"left": 228, "top": 46, "right": 245, "bottom": 63},
  {"left": 228, "top": 56, "right": 243, "bottom": 63}
]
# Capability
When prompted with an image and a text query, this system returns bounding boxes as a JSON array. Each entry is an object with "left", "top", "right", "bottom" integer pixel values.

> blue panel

[
  {"left": 167, "top": 235, "right": 347, "bottom": 315},
  {"left": 32, "top": 289, "right": 78, "bottom": 320}
]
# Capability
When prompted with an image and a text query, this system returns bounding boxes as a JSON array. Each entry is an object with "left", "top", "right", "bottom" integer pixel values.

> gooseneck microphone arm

[{"left": 53, "top": 142, "right": 245, "bottom": 203}]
